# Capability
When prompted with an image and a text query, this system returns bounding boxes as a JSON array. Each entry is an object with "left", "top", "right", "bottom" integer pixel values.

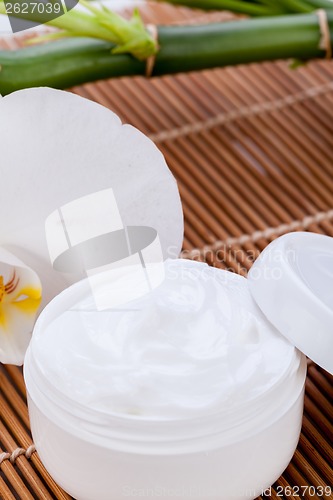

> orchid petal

[
  {"left": 0, "top": 248, "right": 42, "bottom": 365},
  {"left": 0, "top": 88, "right": 184, "bottom": 306}
]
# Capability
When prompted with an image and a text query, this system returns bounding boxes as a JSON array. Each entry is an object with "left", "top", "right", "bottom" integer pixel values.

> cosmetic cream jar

[{"left": 24, "top": 228, "right": 333, "bottom": 500}]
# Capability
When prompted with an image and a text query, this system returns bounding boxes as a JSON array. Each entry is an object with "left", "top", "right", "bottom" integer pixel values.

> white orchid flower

[
  {"left": 0, "top": 87, "right": 183, "bottom": 361},
  {"left": 0, "top": 249, "right": 42, "bottom": 365},
  {"left": 0, "top": 87, "right": 183, "bottom": 305}
]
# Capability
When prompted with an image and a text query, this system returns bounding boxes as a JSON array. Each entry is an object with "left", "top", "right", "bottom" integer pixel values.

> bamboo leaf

[
  {"left": 25, "top": 31, "right": 69, "bottom": 44},
  {"left": 0, "top": 0, "right": 158, "bottom": 60}
]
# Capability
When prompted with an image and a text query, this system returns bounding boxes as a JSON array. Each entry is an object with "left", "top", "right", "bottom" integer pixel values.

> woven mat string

[
  {"left": 181, "top": 209, "right": 333, "bottom": 261},
  {"left": 149, "top": 81, "right": 333, "bottom": 143},
  {"left": 0, "top": 445, "right": 36, "bottom": 466},
  {"left": 317, "top": 9, "right": 332, "bottom": 59}
]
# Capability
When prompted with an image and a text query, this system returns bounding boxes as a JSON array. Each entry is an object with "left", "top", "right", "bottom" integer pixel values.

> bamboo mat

[{"left": 0, "top": 2, "right": 333, "bottom": 499}]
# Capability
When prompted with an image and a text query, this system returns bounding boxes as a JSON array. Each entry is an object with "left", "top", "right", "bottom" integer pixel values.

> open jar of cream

[
  {"left": 25, "top": 230, "right": 333, "bottom": 500},
  {"left": 25, "top": 234, "right": 333, "bottom": 500}
]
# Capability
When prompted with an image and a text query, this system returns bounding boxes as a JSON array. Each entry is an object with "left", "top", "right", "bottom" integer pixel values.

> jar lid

[{"left": 248, "top": 232, "right": 333, "bottom": 375}]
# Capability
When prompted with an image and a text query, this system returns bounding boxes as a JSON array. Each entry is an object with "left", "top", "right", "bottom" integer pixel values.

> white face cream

[
  {"left": 25, "top": 258, "right": 307, "bottom": 500},
  {"left": 32, "top": 259, "right": 295, "bottom": 420}
]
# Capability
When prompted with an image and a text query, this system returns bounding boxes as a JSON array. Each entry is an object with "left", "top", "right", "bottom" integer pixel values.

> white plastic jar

[{"left": 24, "top": 256, "right": 309, "bottom": 500}]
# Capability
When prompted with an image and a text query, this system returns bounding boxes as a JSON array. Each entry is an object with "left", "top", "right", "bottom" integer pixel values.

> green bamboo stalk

[
  {"left": 157, "top": 0, "right": 333, "bottom": 14},
  {"left": 0, "top": 11, "right": 332, "bottom": 96},
  {"left": 153, "top": 0, "right": 280, "bottom": 16},
  {"left": 305, "top": 0, "right": 333, "bottom": 9},
  {"left": 277, "top": 0, "right": 315, "bottom": 13},
  {"left": 154, "top": 0, "right": 322, "bottom": 15}
]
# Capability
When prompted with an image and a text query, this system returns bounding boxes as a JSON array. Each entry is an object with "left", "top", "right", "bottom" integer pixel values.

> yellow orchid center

[
  {"left": 0, "top": 256, "right": 42, "bottom": 365},
  {"left": 0, "top": 276, "right": 4, "bottom": 303},
  {"left": 0, "top": 272, "right": 19, "bottom": 328},
  {"left": 1, "top": 273, "right": 19, "bottom": 303},
  {"left": 0, "top": 271, "right": 19, "bottom": 304},
  {"left": 0, "top": 268, "right": 41, "bottom": 333}
]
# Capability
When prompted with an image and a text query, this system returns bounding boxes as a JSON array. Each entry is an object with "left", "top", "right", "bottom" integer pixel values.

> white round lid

[{"left": 248, "top": 232, "right": 333, "bottom": 375}]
